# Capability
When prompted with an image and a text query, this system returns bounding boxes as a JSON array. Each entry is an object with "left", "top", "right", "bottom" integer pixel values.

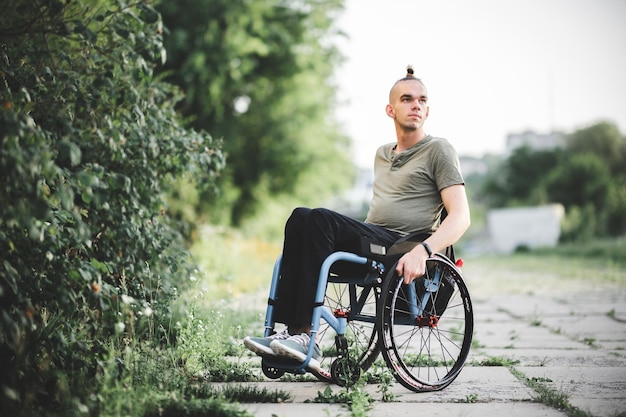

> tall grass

[{"left": 188, "top": 225, "right": 282, "bottom": 303}]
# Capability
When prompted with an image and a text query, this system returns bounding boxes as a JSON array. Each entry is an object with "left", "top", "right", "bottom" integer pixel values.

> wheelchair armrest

[
  {"left": 386, "top": 232, "right": 456, "bottom": 262},
  {"left": 387, "top": 232, "right": 430, "bottom": 256}
]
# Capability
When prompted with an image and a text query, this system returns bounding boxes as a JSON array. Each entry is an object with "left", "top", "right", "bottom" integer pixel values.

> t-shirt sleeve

[{"left": 432, "top": 139, "right": 465, "bottom": 191}]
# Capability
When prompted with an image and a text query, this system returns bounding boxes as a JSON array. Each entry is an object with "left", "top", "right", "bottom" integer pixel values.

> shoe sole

[
  {"left": 243, "top": 337, "right": 275, "bottom": 357},
  {"left": 270, "top": 340, "right": 322, "bottom": 373}
]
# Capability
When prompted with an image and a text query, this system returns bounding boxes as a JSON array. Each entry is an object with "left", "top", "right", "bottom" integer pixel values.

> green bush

[{"left": 0, "top": 1, "right": 224, "bottom": 415}]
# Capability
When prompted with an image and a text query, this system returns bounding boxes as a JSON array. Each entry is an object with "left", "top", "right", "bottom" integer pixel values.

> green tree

[
  {"left": 0, "top": 0, "right": 224, "bottom": 414},
  {"left": 557, "top": 122, "right": 626, "bottom": 239},
  {"left": 566, "top": 121, "right": 626, "bottom": 175},
  {"left": 157, "top": 0, "right": 354, "bottom": 225},
  {"left": 545, "top": 153, "right": 611, "bottom": 211},
  {"left": 545, "top": 153, "right": 612, "bottom": 239},
  {"left": 481, "top": 146, "right": 561, "bottom": 207},
  {"left": 480, "top": 122, "right": 626, "bottom": 240}
]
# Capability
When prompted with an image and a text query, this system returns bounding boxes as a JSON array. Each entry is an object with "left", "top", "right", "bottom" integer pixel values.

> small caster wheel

[
  {"left": 262, "top": 361, "right": 285, "bottom": 379},
  {"left": 331, "top": 357, "right": 360, "bottom": 387}
]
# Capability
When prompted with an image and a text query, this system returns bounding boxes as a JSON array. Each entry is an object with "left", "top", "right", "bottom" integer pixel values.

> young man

[{"left": 243, "top": 67, "right": 471, "bottom": 373}]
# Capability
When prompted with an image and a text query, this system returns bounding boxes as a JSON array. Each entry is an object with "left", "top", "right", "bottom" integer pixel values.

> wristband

[{"left": 420, "top": 241, "right": 433, "bottom": 257}]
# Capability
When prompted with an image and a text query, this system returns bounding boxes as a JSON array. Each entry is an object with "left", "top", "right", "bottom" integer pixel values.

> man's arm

[{"left": 395, "top": 184, "right": 471, "bottom": 284}]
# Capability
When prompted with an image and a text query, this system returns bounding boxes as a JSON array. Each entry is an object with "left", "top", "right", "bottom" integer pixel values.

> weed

[
  {"left": 190, "top": 384, "right": 292, "bottom": 403},
  {"left": 465, "top": 393, "right": 478, "bottom": 403},
  {"left": 509, "top": 367, "right": 593, "bottom": 417},
  {"left": 374, "top": 367, "right": 396, "bottom": 402},
  {"left": 474, "top": 356, "right": 520, "bottom": 366},
  {"left": 176, "top": 301, "right": 257, "bottom": 382},
  {"left": 308, "top": 378, "right": 374, "bottom": 417},
  {"left": 539, "top": 357, "right": 551, "bottom": 366},
  {"left": 278, "top": 373, "right": 319, "bottom": 382},
  {"left": 581, "top": 337, "right": 598, "bottom": 348},
  {"left": 402, "top": 353, "right": 454, "bottom": 367},
  {"left": 471, "top": 338, "right": 486, "bottom": 349},
  {"left": 144, "top": 398, "right": 253, "bottom": 417}
]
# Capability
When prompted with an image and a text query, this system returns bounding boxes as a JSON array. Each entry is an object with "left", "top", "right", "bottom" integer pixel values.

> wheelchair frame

[{"left": 259, "top": 248, "right": 474, "bottom": 392}]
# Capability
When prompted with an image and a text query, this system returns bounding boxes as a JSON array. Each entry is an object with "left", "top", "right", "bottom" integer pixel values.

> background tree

[
  {"left": 157, "top": 0, "right": 354, "bottom": 225},
  {"left": 566, "top": 121, "right": 626, "bottom": 175},
  {"left": 481, "top": 146, "right": 561, "bottom": 207},
  {"left": 480, "top": 121, "right": 626, "bottom": 241},
  {"left": 0, "top": 1, "right": 224, "bottom": 414}
]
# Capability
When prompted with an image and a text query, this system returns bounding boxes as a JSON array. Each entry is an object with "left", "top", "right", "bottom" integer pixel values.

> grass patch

[
  {"left": 470, "top": 356, "right": 520, "bottom": 366},
  {"left": 509, "top": 367, "right": 593, "bottom": 417},
  {"left": 189, "top": 226, "right": 281, "bottom": 302},
  {"left": 466, "top": 240, "right": 626, "bottom": 297},
  {"left": 143, "top": 398, "right": 253, "bottom": 417},
  {"left": 307, "top": 382, "right": 374, "bottom": 417},
  {"left": 190, "top": 384, "right": 292, "bottom": 403},
  {"left": 534, "top": 236, "right": 626, "bottom": 268}
]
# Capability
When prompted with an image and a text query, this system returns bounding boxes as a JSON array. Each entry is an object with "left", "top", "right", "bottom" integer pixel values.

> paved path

[{"left": 232, "top": 260, "right": 626, "bottom": 417}]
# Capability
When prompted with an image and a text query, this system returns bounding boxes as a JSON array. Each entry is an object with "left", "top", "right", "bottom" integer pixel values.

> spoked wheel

[
  {"left": 314, "top": 279, "right": 381, "bottom": 384},
  {"left": 378, "top": 254, "right": 473, "bottom": 392}
]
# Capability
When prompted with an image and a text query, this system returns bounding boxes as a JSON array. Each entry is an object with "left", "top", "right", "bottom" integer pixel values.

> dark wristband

[{"left": 420, "top": 241, "right": 433, "bottom": 256}]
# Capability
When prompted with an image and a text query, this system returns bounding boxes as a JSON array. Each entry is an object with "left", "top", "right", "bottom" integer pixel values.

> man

[{"left": 243, "top": 67, "right": 470, "bottom": 373}]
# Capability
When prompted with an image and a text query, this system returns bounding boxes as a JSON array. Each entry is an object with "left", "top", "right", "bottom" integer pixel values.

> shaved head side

[{"left": 389, "top": 65, "right": 427, "bottom": 102}]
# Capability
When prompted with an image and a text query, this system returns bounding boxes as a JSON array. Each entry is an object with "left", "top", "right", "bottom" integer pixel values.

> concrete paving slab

[
  {"left": 213, "top": 366, "right": 532, "bottom": 405},
  {"left": 470, "top": 347, "right": 622, "bottom": 367},
  {"left": 518, "top": 366, "right": 626, "bottom": 417},
  {"left": 473, "top": 321, "right": 588, "bottom": 350},
  {"left": 241, "top": 402, "right": 569, "bottom": 417},
  {"left": 231, "top": 264, "right": 626, "bottom": 417}
]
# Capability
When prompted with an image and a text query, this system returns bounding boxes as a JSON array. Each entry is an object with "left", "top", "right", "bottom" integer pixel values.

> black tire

[
  {"left": 261, "top": 361, "right": 285, "bottom": 379},
  {"left": 378, "top": 254, "right": 473, "bottom": 392}
]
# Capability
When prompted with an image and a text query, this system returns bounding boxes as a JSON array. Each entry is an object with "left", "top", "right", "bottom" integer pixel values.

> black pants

[{"left": 272, "top": 207, "right": 402, "bottom": 327}]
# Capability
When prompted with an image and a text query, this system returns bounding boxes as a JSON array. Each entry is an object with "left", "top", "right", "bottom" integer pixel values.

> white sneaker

[
  {"left": 243, "top": 328, "right": 290, "bottom": 356},
  {"left": 270, "top": 333, "right": 323, "bottom": 372}
]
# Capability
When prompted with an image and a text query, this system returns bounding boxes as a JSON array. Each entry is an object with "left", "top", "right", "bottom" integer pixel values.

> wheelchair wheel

[
  {"left": 378, "top": 254, "right": 473, "bottom": 392},
  {"left": 315, "top": 280, "right": 380, "bottom": 383},
  {"left": 261, "top": 360, "right": 285, "bottom": 379}
]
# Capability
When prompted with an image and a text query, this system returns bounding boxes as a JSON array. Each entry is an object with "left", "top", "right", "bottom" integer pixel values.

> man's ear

[{"left": 385, "top": 104, "right": 395, "bottom": 118}]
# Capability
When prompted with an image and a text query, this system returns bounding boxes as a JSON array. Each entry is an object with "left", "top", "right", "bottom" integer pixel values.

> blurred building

[
  {"left": 487, "top": 204, "right": 565, "bottom": 253},
  {"left": 505, "top": 130, "right": 566, "bottom": 154}
]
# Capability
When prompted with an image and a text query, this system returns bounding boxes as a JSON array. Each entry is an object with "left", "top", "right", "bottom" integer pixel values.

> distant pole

[{"left": 548, "top": 71, "right": 555, "bottom": 133}]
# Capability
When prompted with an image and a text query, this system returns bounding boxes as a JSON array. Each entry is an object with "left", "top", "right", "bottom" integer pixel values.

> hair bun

[{"left": 406, "top": 65, "right": 414, "bottom": 76}]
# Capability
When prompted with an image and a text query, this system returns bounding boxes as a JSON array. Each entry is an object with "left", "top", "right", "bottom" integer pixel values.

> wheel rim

[{"left": 379, "top": 256, "right": 473, "bottom": 391}]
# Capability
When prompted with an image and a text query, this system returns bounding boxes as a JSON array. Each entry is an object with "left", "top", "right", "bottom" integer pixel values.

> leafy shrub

[{"left": 0, "top": 1, "right": 224, "bottom": 414}]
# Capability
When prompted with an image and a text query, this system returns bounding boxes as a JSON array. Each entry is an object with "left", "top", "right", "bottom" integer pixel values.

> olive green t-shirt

[{"left": 365, "top": 135, "right": 464, "bottom": 235}]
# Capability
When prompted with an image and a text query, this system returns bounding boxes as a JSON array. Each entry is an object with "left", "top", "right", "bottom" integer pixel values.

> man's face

[{"left": 387, "top": 80, "right": 429, "bottom": 130}]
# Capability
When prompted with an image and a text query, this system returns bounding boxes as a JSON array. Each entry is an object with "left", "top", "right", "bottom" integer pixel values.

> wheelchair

[{"left": 258, "top": 236, "right": 474, "bottom": 392}]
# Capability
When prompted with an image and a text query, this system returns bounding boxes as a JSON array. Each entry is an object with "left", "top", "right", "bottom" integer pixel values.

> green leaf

[{"left": 58, "top": 140, "right": 82, "bottom": 167}]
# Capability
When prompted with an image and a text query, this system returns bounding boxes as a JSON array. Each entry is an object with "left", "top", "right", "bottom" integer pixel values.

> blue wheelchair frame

[
  {"left": 260, "top": 248, "right": 442, "bottom": 374},
  {"left": 258, "top": 243, "right": 473, "bottom": 392},
  {"left": 261, "top": 251, "right": 384, "bottom": 374}
]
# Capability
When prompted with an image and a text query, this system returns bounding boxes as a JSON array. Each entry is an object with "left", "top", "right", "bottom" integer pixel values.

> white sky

[{"left": 334, "top": 0, "right": 626, "bottom": 166}]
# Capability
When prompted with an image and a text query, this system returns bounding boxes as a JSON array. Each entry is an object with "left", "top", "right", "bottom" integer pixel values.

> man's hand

[{"left": 395, "top": 244, "right": 430, "bottom": 284}]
